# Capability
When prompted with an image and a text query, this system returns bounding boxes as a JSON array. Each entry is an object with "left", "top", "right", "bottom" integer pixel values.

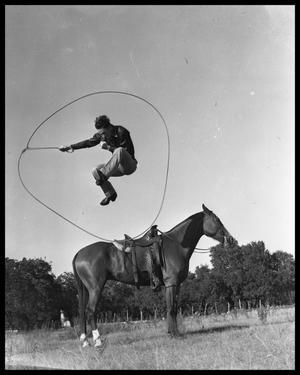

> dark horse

[{"left": 72, "top": 204, "right": 236, "bottom": 347}]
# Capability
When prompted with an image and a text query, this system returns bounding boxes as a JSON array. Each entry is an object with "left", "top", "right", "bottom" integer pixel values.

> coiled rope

[{"left": 18, "top": 90, "right": 210, "bottom": 253}]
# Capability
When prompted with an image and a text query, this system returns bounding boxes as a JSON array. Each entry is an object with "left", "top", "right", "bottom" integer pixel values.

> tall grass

[{"left": 5, "top": 306, "right": 295, "bottom": 370}]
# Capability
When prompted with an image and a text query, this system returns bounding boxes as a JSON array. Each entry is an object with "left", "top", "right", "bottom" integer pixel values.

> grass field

[{"left": 5, "top": 306, "right": 295, "bottom": 370}]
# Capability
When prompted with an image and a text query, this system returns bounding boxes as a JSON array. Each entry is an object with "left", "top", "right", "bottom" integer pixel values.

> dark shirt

[{"left": 71, "top": 125, "right": 136, "bottom": 161}]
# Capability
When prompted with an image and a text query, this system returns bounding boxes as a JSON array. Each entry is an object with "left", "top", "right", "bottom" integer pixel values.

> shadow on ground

[{"left": 183, "top": 323, "right": 250, "bottom": 337}]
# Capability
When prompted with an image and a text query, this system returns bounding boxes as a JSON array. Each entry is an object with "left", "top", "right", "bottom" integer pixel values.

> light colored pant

[{"left": 92, "top": 147, "right": 137, "bottom": 197}]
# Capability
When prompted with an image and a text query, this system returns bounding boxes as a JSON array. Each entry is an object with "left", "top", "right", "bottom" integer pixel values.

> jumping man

[{"left": 59, "top": 115, "right": 137, "bottom": 206}]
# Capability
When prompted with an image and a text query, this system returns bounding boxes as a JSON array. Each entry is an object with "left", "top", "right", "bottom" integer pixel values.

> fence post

[
  {"left": 126, "top": 309, "right": 129, "bottom": 322},
  {"left": 140, "top": 309, "right": 143, "bottom": 322},
  {"left": 227, "top": 302, "right": 230, "bottom": 314},
  {"left": 60, "top": 309, "right": 65, "bottom": 328},
  {"left": 204, "top": 303, "right": 208, "bottom": 316},
  {"left": 239, "top": 299, "right": 242, "bottom": 310},
  {"left": 215, "top": 302, "right": 218, "bottom": 315},
  {"left": 191, "top": 305, "right": 194, "bottom": 316},
  {"left": 154, "top": 308, "right": 157, "bottom": 321}
]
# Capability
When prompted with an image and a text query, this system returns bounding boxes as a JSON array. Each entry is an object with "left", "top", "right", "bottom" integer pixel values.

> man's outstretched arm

[
  {"left": 59, "top": 133, "right": 101, "bottom": 152},
  {"left": 71, "top": 133, "right": 101, "bottom": 149}
]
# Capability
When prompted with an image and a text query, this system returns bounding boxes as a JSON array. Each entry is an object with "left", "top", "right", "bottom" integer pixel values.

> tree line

[{"left": 5, "top": 240, "right": 294, "bottom": 330}]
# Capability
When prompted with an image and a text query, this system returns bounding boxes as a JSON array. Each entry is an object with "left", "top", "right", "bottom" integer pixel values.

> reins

[{"left": 156, "top": 229, "right": 211, "bottom": 254}]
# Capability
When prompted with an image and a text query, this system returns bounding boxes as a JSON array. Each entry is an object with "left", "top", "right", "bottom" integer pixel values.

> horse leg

[
  {"left": 174, "top": 285, "right": 180, "bottom": 334},
  {"left": 86, "top": 283, "right": 105, "bottom": 348},
  {"left": 76, "top": 277, "right": 89, "bottom": 347},
  {"left": 166, "top": 285, "right": 180, "bottom": 336},
  {"left": 79, "top": 286, "right": 89, "bottom": 347}
]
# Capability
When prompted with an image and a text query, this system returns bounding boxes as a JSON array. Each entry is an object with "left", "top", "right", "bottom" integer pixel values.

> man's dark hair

[{"left": 95, "top": 115, "right": 111, "bottom": 129}]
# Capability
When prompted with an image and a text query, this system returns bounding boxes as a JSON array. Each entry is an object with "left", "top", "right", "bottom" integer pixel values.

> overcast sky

[{"left": 6, "top": 5, "right": 294, "bottom": 276}]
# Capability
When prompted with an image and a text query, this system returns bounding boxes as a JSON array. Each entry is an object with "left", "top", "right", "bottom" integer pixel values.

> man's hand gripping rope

[{"left": 59, "top": 145, "right": 74, "bottom": 153}]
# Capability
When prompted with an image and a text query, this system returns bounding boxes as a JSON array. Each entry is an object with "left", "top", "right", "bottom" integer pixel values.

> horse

[{"left": 72, "top": 204, "right": 236, "bottom": 347}]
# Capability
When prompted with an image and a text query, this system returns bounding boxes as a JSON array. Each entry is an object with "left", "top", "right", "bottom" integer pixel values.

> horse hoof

[
  {"left": 82, "top": 340, "right": 90, "bottom": 348},
  {"left": 95, "top": 337, "right": 107, "bottom": 350},
  {"left": 94, "top": 340, "right": 102, "bottom": 348}
]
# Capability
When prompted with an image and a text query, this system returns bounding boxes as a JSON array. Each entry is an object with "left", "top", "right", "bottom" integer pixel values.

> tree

[
  {"left": 194, "top": 265, "right": 222, "bottom": 312},
  {"left": 56, "top": 272, "right": 78, "bottom": 324},
  {"left": 268, "top": 251, "right": 295, "bottom": 305},
  {"left": 209, "top": 241, "right": 295, "bottom": 308},
  {"left": 5, "top": 257, "right": 60, "bottom": 330},
  {"left": 210, "top": 243, "right": 241, "bottom": 307}
]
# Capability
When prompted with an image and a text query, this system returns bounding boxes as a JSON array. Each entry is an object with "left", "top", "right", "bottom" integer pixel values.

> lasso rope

[{"left": 18, "top": 90, "right": 210, "bottom": 253}]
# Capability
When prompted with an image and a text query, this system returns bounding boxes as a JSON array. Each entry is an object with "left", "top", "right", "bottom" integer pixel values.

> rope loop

[{"left": 18, "top": 90, "right": 170, "bottom": 242}]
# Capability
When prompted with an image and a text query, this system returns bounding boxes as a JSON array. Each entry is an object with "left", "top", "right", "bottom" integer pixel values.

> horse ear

[{"left": 202, "top": 204, "right": 211, "bottom": 214}]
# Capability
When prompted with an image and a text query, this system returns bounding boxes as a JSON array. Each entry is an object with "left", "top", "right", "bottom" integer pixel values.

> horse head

[{"left": 202, "top": 204, "right": 236, "bottom": 247}]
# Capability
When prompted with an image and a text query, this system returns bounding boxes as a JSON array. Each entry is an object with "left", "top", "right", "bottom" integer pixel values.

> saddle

[
  {"left": 113, "top": 225, "right": 161, "bottom": 252},
  {"left": 113, "top": 226, "right": 163, "bottom": 290}
]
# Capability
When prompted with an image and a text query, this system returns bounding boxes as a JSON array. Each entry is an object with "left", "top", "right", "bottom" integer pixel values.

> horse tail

[{"left": 72, "top": 252, "right": 88, "bottom": 332}]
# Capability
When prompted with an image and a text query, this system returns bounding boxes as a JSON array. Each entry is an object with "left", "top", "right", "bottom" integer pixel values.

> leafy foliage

[
  {"left": 5, "top": 257, "right": 60, "bottom": 330},
  {"left": 55, "top": 272, "right": 78, "bottom": 323}
]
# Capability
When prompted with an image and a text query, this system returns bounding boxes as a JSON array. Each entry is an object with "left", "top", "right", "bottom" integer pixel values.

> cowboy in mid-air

[{"left": 59, "top": 115, "right": 137, "bottom": 206}]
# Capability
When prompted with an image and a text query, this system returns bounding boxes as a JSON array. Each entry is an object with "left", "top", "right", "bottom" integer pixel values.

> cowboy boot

[
  {"left": 100, "top": 185, "right": 117, "bottom": 206},
  {"left": 94, "top": 171, "right": 117, "bottom": 206}
]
